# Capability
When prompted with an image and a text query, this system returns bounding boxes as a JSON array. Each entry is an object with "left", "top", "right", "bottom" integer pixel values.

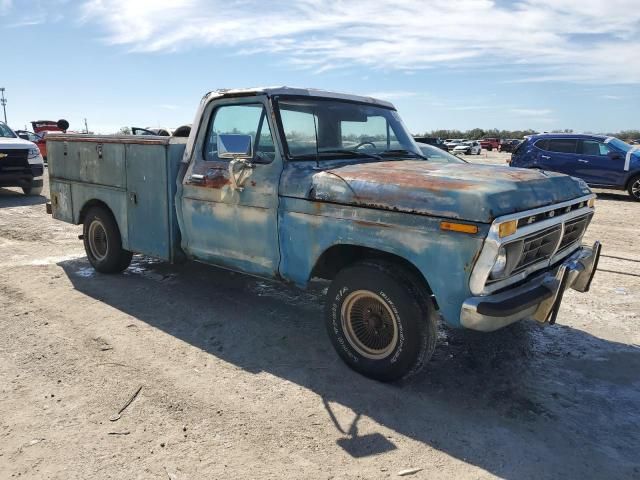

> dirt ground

[{"left": 1, "top": 151, "right": 638, "bottom": 479}]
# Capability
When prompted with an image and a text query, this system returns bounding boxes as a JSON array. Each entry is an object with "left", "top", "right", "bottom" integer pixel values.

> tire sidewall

[
  {"left": 628, "top": 175, "right": 640, "bottom": 202},
  {"left": 83, "top": 207, "right": 131, "bottom": 272},
  {"left": 326, "top": 264, "right": 424, "bottom": 381}
]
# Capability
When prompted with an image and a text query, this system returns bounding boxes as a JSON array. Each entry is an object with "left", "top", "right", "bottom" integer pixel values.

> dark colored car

[
  {"left": 510, "top": 133, "right": 640, "bottom": 201},
  {"left": 499, "top": 139, "right": 521, "bottom": 153},
  {"left": 414, "top": 136, "right": 447, "bottom": 150}
]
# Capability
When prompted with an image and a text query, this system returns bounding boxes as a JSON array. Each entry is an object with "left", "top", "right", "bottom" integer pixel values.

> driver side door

[
  {"left": 180, "top": 99, "right": 282, "bottom": 277},
  {"left": 576, "top": 139, "right": 626, "bottom": 187}
]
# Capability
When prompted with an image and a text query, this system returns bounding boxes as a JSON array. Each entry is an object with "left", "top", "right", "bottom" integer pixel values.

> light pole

[{"left": 0, "top": 88, "right": 6, "bottom": 124}]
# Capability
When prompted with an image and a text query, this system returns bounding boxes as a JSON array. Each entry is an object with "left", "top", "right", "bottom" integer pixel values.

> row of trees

[{"left": 417, "top": 128, "right": 640, "bottom": 142}]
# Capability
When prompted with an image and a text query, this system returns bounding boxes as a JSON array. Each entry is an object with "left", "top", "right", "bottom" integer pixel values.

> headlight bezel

[
  {"left": 489, "top": 246, "right": 508, "bottom": 279},
  {"left": 27, "top": 147, "right": 41, "bottom": 159}
]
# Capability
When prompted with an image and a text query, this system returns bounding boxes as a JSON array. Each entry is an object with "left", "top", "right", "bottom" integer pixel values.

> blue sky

[{"left": 1, "top": 0, "right": 639, "bottom": 134}]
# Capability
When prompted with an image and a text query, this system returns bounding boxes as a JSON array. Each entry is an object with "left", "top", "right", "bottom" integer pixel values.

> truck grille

[
  {"left": 513, "top": 226, "right": 562, "bottom": 272},
  {"left": 557, "top": 214, "right": 592, "bottom": 253},
  {"left": 0, "top": 149, "right": 30, "bottom": 174}
]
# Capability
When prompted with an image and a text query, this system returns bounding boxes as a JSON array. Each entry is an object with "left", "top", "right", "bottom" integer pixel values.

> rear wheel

[
  {"left": 628, "top": 175, "right": 640, "bottom": 202},
  {"left": 22, "top": 185, "right": 43, "bottom": 196},
  {"left": 83, "top": 206, "right": 132, "bottom": 273},
  {"left": 325, "top": 261, "right": 437, "bottom": 382}
]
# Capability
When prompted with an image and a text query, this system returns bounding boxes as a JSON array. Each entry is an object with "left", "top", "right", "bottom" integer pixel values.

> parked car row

[{"left": 439, "top": 137, "right": 521, "bottom": 154}]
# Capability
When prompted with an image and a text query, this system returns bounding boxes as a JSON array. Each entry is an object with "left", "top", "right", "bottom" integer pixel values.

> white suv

[{"left": 0, "top": 121, "right": 45, "bottom": 195}]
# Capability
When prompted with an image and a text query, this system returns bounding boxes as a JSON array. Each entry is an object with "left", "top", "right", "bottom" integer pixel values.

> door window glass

[
  {"left": 546, "top": 139, "right": 578, "bottom": 154},
  {"left": 204, "top": 104, "right": 275, "bottom": 162},
  {"left": 534, "top": 139, "right": 548, "bottom": 150},
  {"left": 581, "top": 140, "right": 612, "bottom": 156}
]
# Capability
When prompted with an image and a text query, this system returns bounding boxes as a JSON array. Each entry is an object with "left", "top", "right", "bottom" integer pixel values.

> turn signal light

[
  {"left": 440, "top": 222, "right": 479, "bottom": 234},
  {"left": 498, "top": 220, "right": 518, "bottom": 238}
]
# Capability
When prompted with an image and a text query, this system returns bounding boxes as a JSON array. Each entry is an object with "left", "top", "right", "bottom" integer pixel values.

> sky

[{"left": 0, "top": 0, "right": 639, "bottom": 134}]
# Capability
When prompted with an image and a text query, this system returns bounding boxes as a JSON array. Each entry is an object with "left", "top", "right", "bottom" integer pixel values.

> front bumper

[{"left": 461, "top": 241, "right": 601, "bottom": 332}]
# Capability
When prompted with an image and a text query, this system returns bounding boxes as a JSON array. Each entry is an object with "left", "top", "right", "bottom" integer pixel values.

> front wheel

[
  {"left": 628, "top": 175, "right": 640, "bottom": 201},
  {"left": 83, "top": 206, "right": 132, "bottom": 273},
  {"left": 325, "top": 261, "right": 437, "bottom": 382}
]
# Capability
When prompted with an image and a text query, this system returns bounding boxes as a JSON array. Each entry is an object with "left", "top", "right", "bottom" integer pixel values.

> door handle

[
  {"left": 541, "top": 155, "right": 550, "bottom": 159},
  {"left": 189, "top": 174, "right": 205, "bottom": 184},
  {"left": 577, "top": 159, "right": 589, "bottom": 163}
]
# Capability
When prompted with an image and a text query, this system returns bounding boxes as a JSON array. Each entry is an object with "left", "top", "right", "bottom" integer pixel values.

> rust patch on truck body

[{"left": 302, "top": 160, "right": 590, "bottom": 223}]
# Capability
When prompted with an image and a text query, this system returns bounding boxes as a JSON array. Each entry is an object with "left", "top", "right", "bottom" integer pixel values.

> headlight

[
  {"left": 28, "top": 147, "right": 40, "bottom": 159},
  {"left": 489, "top": 246, "right": 507, "bottom": 279}
]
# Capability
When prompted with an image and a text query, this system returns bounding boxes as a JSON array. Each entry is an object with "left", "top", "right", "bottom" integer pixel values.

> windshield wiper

[{"left": 379, "top": 149, "right": 428, "bottom": 160}]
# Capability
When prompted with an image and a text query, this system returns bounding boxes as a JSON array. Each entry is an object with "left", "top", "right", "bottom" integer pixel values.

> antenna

[
  {"left": 0, "top": 88, "right": 7, "bottom": 123},
  {"left": 312, "top": 109, "right": 320, "bottom": 169}
]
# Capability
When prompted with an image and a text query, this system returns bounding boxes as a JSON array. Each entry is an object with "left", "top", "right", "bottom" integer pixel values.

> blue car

[{"left": 510, "top": 134, "right": 640, "bottom": 201}]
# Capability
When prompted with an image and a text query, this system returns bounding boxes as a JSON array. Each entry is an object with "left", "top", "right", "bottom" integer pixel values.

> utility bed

[{"left": 47, "top": 134, "right": 186, "bottom": 262}]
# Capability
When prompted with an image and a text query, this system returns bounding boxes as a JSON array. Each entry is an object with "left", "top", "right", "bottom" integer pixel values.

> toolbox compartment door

[{"left": 125, "top": 144, "right": 171, "bottom": 260}]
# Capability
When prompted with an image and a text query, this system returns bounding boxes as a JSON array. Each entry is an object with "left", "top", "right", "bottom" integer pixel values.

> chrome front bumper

[{"left": 460, "top": 241, "right": 601, "bottom": 332}]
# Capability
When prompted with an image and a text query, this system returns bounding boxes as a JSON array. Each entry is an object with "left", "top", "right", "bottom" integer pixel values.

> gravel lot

[{"left": 1, "top": 151, "right": 638, "bottom": 479}]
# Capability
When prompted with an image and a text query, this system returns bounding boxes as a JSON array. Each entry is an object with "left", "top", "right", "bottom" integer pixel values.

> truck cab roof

[{"left": 204, "top": 87, "right": 395, "bottom": 109}]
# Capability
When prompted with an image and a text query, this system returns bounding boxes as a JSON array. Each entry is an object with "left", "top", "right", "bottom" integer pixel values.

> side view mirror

[
  {"left": 217, "top": 134, "right": 253, "bottom": 160},
  {"left": 608, "top": 151, "right": 622, "bottom": 160},
  {"left": 17, "top": 133, "right": 30, "bottom": 141}
]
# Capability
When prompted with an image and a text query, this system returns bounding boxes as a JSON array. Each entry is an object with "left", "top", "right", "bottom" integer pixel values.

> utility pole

[
  {"left": 0, "top": 88, "right": 7, "bottom": 124},
  {"left": 84, "top": 118, "right": 89, "bottom": 134}
]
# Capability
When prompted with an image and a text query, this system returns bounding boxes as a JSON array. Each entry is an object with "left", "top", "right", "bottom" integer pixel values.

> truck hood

[
  {"left": 0, "top": 137, "right": 36, "bottom": 149},
  {"left": 308, "top": 161, "right": 592, "bottom": 223}
]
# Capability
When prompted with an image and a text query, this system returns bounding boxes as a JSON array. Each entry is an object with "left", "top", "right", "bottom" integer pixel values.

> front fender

[{"left": 278, "top": 198, "right": 489, "bottom": 327}]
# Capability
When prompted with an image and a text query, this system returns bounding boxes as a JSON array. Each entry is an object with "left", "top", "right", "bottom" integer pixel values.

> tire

[
  {"left": 22, "top": 185, "right": 43, "bottom": 196},
  {"left": 487, "top": 146, "right": 492, "bottom": 152},
  {"left": 83, "top": 206, "right": 132, "bottom": 273},
  {"left": 628, "top": 175, "right": 640, "bottom": 202},
  {"left": 325, "top": 261, "right": 437, "bottom": 382}
]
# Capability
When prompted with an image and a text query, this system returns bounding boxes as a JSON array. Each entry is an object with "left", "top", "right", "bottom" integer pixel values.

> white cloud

[
  {"left": 0, "top": 0, "right": 12, "bottom": 15},
  {"left": 511, "top": 108, "right": 553, "bottom": 116},
  {"left": 601, "top": 95, "right": 623, "bottom": 100},
  {"left": 24, "top": 0, "right": 640, "bottom": 84}
]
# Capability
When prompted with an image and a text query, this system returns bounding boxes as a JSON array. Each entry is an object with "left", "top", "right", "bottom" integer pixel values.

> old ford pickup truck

[{"left": 46, "top": 87, "right": 601, "bottom": 381}]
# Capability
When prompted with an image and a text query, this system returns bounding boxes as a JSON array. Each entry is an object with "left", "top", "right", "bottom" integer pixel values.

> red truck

[
  {"left": 479, "top": 138, "right": 500, "bottom": 151},
  {"left": 30, "top": 120, "right": 70, "bottom": 162}
]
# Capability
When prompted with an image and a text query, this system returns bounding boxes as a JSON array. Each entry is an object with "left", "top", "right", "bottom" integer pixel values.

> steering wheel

[{"left": 354, "top": 141, "right": 376, "bottom": 150}]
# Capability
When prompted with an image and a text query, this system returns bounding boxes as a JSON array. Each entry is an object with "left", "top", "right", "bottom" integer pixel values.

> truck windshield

[
  {"left": 275, "top": 98, "right": 420, "bottom": 160},
  {"left": 0, "top": 122, "right": 16, "bottom": 138}
]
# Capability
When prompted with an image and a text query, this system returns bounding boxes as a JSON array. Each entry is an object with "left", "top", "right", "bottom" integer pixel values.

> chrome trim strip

[{"left": 469, "top": 194, "right": 595, "bottom": 296}]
